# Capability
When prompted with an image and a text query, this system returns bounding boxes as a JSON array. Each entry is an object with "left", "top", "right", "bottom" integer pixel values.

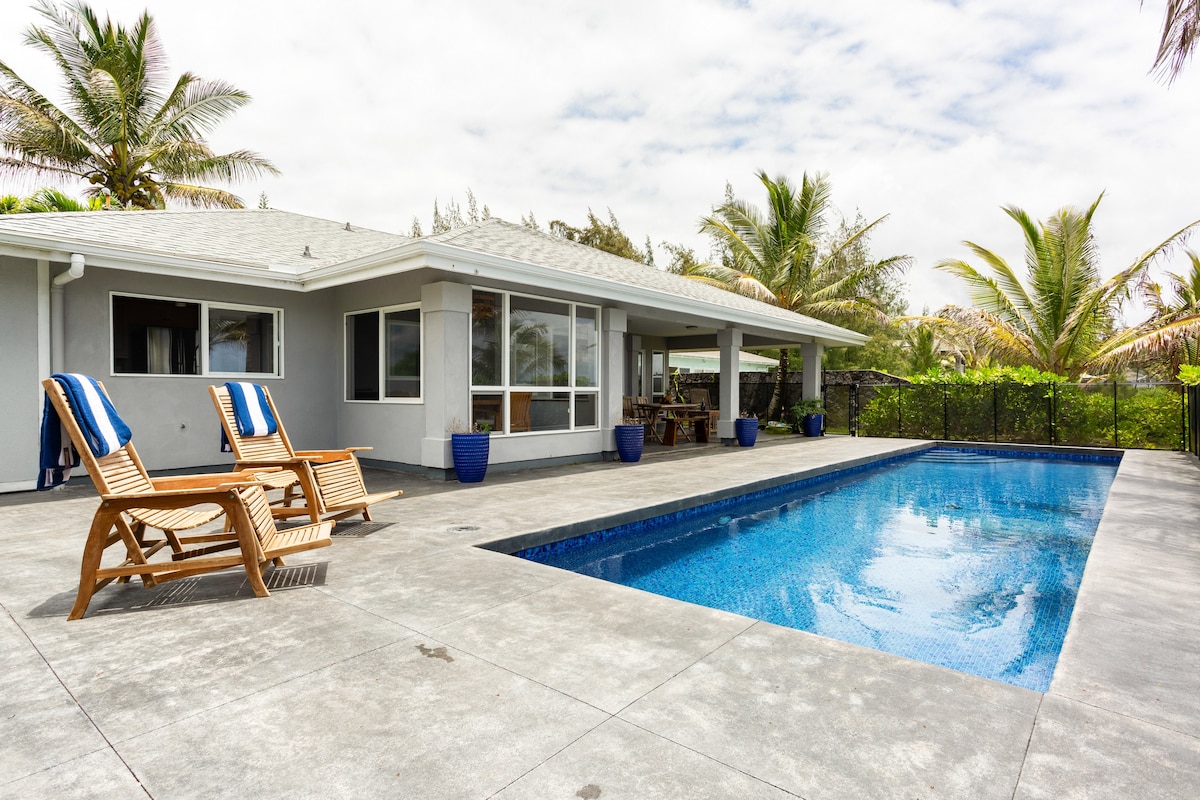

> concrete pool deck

[{"left": 1, "top": 437, "right": 1197, "bottom": 798}]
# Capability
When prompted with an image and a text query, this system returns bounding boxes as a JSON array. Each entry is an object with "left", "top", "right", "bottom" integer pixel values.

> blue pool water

[{"left": 518, "top": 448, "right": 1120, "bottom": 691}]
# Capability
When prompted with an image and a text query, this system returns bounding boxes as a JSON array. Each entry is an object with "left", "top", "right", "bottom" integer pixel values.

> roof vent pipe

[{"left": 50, "top": 253, "right": 85, "bottom": 373}]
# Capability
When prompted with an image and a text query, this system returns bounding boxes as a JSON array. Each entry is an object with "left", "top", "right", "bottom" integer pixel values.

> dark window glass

[
  {"left": 385, "top": 308, "right": 421, "bottom": 398},
  {"left": 345, "top": 311, "right": 380, "bottom": 400},
  {"left": 209, "top": 307, "right": 276, "bottom": 374},
  {"left": 111, "top": 295, "right": 199, "bottom": 375},
  {"left": 472, "top": 291, "right": 502, "bottom": 386},
  {"left": 510, "top": 296, "right": 569, "bottom": 387}
]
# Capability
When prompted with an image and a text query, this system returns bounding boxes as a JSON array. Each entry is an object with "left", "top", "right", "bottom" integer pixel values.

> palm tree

[
  {"left": 1146, "top": 0, "right": 1200, "bottom": 82},
  {"left": 696, "top": 170, "right": 910, "bottom": 419},
  {"left": 0, "top": 186, "right": 100, "bottom": 213},
  {"left": 935, "top": 194, "right": 1199, "bottom": 380},
  {"left": 0, "top": 0, "right": 277, "bottom": 209},
  {"left": 1125, "top": 250, "right": 1200, "bottom": 379}
]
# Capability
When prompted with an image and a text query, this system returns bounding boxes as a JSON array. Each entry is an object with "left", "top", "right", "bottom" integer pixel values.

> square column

[
  {"left": 601, "top": 308, "right": 628, "bottom": 451},
  {"left": 717, "top": 328, "right": 742, "bottom": 441},
  {"left": 420, "top": 281, "right": 473, "bottom": 469},
  {"left": 801, "top": 341, "right": 824, "bottom": 401}
]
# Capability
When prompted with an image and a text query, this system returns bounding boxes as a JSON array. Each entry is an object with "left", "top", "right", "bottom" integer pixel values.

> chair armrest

[
  {"left": 98, "top": 485, "right": 255, "bottom": 509},
  {"left": 151, "top": 468, "right": 280, "bottom": 490},
  {"left": 292, "top": 449, "right": 368, "bottom": 461},
  {"left": 233, "top": 458, "right": 308, "bottom": 467}
]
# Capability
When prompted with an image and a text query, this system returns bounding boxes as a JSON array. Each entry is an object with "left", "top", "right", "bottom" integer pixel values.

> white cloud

[{"left": 2, "top": 0, "right": 1197, "bottom": 319}]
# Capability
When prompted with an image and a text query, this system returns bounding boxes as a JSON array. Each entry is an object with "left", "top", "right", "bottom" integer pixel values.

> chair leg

[{"left": 69, "top": 509, "right": 119, "bottom": 620}]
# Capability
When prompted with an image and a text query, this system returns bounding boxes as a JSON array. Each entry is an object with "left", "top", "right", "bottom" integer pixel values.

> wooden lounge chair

[
  {"left": 42, "top": 377, "right": 331, "bottom": 620},
  {"left": 210, "top": 384, "right": 401, "bottom": 524}
]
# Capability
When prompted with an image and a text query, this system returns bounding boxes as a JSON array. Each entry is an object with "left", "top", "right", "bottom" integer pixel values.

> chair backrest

[
  {"left": 622, "top": 395, "right": 634, "bottom": 418},
  {"left": 210, "top": 384, "right": 296, "bottom": 461},
  {"left": 688, "top": 387, "right": 714, "bottom": 408},
  {"left": 42, "top": 377, "right": 154, "bottom": 496},
  {"left": 237, "top": 483, "right": 279, "bottom": 558},
  {"left": 510, "top": 391, "right": 533, "bottom": 432}
]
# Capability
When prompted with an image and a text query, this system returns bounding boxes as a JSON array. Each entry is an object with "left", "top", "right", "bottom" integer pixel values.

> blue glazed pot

[
  {"left": 802, "top": 413, "right": 825, "bottom": 437},
  {"left": 451, "top": 432, "right": 490, "bottom": 483},
  {"left": 735, "top": 417, "right": 758, "bottom": 447},
  {"left": 614, "top": 424, "right": 645, "bottom": 463}
]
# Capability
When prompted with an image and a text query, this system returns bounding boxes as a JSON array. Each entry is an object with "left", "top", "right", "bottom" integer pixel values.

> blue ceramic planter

[
  {"left": 451, "top": 432, "right": 490, "bottom": 483},
  {"left": 614, "top": 424, "right": 645, "bottom": 463},
  {"left": 802, "top": 413, "right": 825, "bottom": 437},
  {"left": 735, "top": 417, "right": 758, "bottom": 447}
]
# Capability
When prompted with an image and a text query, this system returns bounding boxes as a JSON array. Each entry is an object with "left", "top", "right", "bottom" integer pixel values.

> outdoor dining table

[{"left": 637, "top": 402, "right": 710, "bottom": 446}]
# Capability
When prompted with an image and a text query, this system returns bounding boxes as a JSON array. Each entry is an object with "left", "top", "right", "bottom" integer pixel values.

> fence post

[
  {"left": 1112, "top": 381, "right": 1119, "bottom": 448},
  {"left": 992, "top": 382, "right": 998, "bottom": 442},
  {"left": 1048, "top": 383, "right": 1056, "bottom": 445},
  {"left": 943, "top": 385, "right": 949, "bottom": 440},
  {"left": 850, "top": 383, "right": 859, "bottom": 437},
  {"left": 898, "top": 384, "right": 903, "bottom": 438}
]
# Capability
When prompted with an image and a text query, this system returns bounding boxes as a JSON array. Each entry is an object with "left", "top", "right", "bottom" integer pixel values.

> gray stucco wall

[
  {"left": 59, "top": 263, "right": 339, "bottom": 472},
  {"left": 334, "top": 270, "right": 431, "bottom": 466},
  {"left": 0, "top": 256, "right": 41, "bottom": 488}
]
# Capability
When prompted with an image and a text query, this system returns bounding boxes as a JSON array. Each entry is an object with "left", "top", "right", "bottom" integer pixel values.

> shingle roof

[
  {"left": 0, "top": 208, "right": 409, "bottom": 271},
  {"left": 0, "top": 209, "right": 865, "bottom": 343},
  {"left": 427, "top": 218, "right": 858, "bottom": 340}
]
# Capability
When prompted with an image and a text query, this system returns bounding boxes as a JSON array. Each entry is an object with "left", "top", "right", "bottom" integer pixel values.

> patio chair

[
  {"left": 687, "top": 387, "right": 721, "bottom": 429},
  {"left": 635, "top": 395, "right": 663, "bottom": 443},
  {"left": 510, "top": 391, "right": 533, "bottom": 432},
  {"left": 41, "top": 376, "right": 331, "bottom": 620},
  {"left": 210, "top": 383, "right": 401, "bottom": 524}
]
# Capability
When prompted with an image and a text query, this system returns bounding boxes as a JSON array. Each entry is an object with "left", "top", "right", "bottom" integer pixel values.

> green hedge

[{"left": 856, "top": 382, "right": 1184, "bottom": 449}]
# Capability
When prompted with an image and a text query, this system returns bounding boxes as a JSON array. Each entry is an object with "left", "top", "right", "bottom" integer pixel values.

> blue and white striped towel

[
  {"left": 225, "top": 381, "right": 277, "bottom": 439},
  {"left": 38, "top": 373, "right": 132, "bottom": 490}
]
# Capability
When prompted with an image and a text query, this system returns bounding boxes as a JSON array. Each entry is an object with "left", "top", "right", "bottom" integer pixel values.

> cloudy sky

[{"left": 3, "top": 0, "right": 1197, "bottom": 316}]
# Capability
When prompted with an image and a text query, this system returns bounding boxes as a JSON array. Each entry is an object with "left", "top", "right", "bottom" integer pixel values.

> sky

[{"left": 3, "top": 0, "right": 1198, "bottom": 318}]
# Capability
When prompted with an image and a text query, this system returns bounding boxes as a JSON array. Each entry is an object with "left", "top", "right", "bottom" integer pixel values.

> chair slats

[
  {"left": 210, "top": 384, "right": 401, "bottom": 523},
  {"left": 44, "top": 377, "right": 333, "bottom": 620}
]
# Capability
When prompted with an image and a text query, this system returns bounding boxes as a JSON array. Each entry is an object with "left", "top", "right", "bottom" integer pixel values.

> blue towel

[
  {"left": 38, "top": 373, "right": 132, "bottom": 490},
  {"left": 225, "top": 382, "right": 277, "bottom": 439}
]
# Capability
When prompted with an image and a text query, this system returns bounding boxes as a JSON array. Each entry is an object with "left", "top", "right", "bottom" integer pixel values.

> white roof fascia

[
  {"left": 297, "top": 240, "right": 429, "bottom": 289},
  {"left": 0, "top": 230, "right": 305, "bottom": 290}
]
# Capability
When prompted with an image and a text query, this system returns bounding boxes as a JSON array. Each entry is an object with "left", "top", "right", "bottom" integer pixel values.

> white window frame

[
  {"left": 470, "top": 288, "right": 600, "bottom": 435},
  {"left": 342, "top": 302, "right": 423, "bottom": 404},
  {"left": 109, "top": 291, "right": 284, "bottom": 379}
]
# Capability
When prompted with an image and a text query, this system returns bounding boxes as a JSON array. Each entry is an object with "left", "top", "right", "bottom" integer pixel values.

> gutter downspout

[{"left": 50, "top": 253, "right": 85, "bottom": 373}]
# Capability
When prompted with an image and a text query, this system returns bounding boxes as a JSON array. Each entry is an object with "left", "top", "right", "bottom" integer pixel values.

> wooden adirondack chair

[
  {"left": 42, "top": 378, "right": 332, "bottom": 620},
  {"left": 209, "top": 384, "right": 401, "bottom": 524}
]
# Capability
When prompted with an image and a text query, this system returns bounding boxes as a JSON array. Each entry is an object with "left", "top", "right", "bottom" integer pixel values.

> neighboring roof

[
  {"left": 0, "top": 209, "right": 868, "bottom": 346},
  {"left": 670, "top": 350, "right": 779, "bottom": 366},
  {"left": 0, "top": 208, "right": 409, "bottom": 272}
]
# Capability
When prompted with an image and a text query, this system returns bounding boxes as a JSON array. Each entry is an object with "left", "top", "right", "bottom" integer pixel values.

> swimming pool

[{"left": 517, "top": 447, "right": 1120, "bottom": 691}]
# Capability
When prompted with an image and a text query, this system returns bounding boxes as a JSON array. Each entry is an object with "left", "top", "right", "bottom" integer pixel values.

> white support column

[
  {"left": 420, "top": 282, "right": 473, "bottom": 470},
  {"left": 601, "top": 308, "right": 628, "bottom": 452},
  {"left": 801, "top": 341, "right": 824, "bottom": 401},
  {"left": 717, "top": 328, "right": 742, "bottom": 441},
  {"left": 627, "top": 334, "right": 642, "bottom": 397}
]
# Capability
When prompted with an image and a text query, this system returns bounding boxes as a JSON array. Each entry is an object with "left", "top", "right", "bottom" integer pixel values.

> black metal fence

[
  {"left": 1188, "top": 384, "right": 1200, "bottom": 457},
  {"left": 824, "top": 382, "right": 1191, "bottom": 451}
]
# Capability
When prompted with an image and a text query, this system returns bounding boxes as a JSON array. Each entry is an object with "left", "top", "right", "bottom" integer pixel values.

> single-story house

[{"left": 0, "top": 209, "right": 868, "bottom": 491}]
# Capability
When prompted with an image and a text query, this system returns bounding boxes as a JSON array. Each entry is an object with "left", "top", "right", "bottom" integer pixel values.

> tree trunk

[{"left": 765, "top": 349, "right": 790, "bottom": 421}]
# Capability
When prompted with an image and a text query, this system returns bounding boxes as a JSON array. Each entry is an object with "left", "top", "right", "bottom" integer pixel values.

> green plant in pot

[{"left": 791, "top": 399, "right": 826, "bottom": 437}]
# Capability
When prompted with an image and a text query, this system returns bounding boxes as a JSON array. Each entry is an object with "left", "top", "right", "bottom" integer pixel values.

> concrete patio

[{"left": 2, "top": 436, "right": 1198, "bottom": 799}]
